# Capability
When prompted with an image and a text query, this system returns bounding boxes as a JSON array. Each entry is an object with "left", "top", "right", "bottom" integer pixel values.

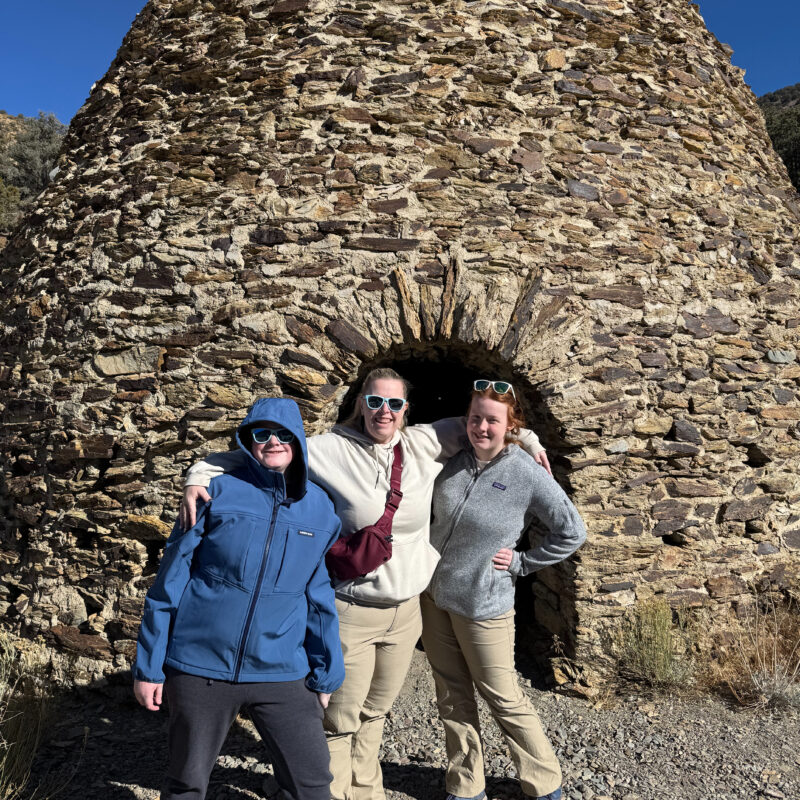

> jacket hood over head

[{"left": 236, "top": 397, "right": 309, "bottom": 502}]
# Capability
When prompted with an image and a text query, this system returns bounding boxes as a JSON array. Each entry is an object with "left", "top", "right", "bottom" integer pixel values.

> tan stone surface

[{"left": 0, "top": 0, "right": 799, "bottom": 684}]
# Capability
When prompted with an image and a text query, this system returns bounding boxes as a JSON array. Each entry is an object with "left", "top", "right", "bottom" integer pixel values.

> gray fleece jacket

[{"left": 428, "top": 444, "right": 587, "bottom": 621}]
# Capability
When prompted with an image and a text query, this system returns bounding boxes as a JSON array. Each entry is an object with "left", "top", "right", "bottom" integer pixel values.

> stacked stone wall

[{"left": 0, "top": 0, "right": 799, "bottom": 686}]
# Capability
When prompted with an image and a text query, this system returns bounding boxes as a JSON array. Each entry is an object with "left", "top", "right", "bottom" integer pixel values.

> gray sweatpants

[{"left": 163, "top": 672, "right": 330, "bottom": 800}]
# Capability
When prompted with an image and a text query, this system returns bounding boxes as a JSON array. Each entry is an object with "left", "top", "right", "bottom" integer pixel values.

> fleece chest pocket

[{"left": 273, "top": 526, "right": 327, "bottom": 593}]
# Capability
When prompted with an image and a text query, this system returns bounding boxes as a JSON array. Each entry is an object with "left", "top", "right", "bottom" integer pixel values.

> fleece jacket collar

[{"left": 467, "top": 443, "right": 514, "bottom": 468}]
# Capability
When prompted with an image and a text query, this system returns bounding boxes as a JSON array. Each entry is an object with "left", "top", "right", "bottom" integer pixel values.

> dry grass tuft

[
  {"left": 0, "top": 631, "right": 49, "bottom": 800},
  {"left": 617, "top": 597, "right": 694, "bottom": 691},
  {"left": 706, "top": 592, "right": 800, "bottom": 710},
  {"left": 0, "top": 633, "right": 87, "bottom": 800}
]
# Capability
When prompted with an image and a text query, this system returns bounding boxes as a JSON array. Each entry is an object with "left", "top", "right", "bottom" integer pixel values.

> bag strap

[{"left": 374, "top": 442, "right": 403, "bottom": 534}]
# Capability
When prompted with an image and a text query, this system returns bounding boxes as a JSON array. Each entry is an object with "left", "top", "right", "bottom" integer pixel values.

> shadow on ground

[
  {"left": 28, "top": 677, "right": 288, "bottom": 800},
  {"left": 29, "top": 678, "right": 453, "bottom": 800},
  {"left": 28, "top": 619, "right": 559, "bottom": 800}
]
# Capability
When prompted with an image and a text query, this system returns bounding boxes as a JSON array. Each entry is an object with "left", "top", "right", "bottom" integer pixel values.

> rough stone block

[{"left": 94, "top": 346, "right": 165, "bottom": 377}]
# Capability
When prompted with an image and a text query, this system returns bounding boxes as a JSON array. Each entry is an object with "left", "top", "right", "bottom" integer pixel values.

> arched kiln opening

[{"left": 336, "top": 344, "right": 580, "bottom": 670}]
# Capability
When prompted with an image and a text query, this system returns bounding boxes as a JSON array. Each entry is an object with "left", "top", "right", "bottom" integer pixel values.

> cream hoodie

[{"left": 184, "top": 419, "right": 543, "bottom": 606}]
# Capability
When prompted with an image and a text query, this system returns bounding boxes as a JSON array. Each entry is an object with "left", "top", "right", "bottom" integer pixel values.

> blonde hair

[{"left": 341, "top": 367, "right": 412, "bottom": 429}]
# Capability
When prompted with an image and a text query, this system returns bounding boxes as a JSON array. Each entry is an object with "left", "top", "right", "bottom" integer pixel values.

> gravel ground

[{"left": 30, "top": 649, "right": 799, "bottom": 800}]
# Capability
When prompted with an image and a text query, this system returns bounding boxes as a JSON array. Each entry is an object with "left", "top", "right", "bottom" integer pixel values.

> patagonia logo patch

[
  {"left": 492, "top": 482, "right": 507, "bottom": 491},
  {"left": 298, "top": 530, "right": 315, "bottom": 537}
]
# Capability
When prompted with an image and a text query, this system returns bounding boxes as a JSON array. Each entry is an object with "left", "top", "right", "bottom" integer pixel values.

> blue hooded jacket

[{"left": 134, "top": 398, "right": 344, "bottom": 692}]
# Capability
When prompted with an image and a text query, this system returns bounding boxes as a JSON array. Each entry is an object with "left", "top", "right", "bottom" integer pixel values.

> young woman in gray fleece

[{"left": 421, "top": 380, "right": 587, "bottom": 800}]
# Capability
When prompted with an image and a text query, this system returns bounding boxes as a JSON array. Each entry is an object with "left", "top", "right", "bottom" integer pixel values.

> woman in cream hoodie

[{"left": 180, "top": 369, "right": 548, "bottom": 800}]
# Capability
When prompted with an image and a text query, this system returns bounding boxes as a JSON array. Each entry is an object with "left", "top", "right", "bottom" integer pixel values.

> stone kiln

[{"left": 1, "top": 0, "right": 799, "bottom": 687}]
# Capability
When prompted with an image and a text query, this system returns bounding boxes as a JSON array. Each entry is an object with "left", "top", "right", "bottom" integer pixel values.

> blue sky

[
  {"left": 0, "top": 1, "right": 798, "bottom": 123},
  {"left": 0, "top": 1, "right": 147, "bottom": 123},
  {"left": 696, "top": 0, "right": 800, "bottom": 98}
]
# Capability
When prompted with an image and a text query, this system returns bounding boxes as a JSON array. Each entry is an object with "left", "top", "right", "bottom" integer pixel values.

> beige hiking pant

[
  {"left": 420, "top": 592, "right": 562, "bottom": 798},
  {"left": 324, "top": 595, "right": 422, "bottom": 800}
]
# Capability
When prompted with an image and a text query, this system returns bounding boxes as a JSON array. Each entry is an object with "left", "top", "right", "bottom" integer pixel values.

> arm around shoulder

[
  {"left": 185, "top": 449, "right": 246, "bottom": 488},
  {"left": 413, "top": 417, "right": 546, "bottom": 465},
  {"left": 416, "top": 416, "right": 466, "bottom": 460},
  {"left": 181, "top": 450, "right": 245, "bottom": 529},
  {"left": 517, "top": 427, "right": 544, "bottom": 457}
]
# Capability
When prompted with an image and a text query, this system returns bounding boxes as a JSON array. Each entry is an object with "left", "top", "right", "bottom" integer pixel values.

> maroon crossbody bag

[{"left": 325, "top": 442, "right": 403, "bottom": 581}]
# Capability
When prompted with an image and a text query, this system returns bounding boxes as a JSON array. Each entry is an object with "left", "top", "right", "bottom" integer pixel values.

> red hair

[{"left": 467, "top": 386, "right": 525, "bottom": 444}]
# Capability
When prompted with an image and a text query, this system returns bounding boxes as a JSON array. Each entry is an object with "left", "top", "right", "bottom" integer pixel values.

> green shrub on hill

[
  {"left": 0, "top": 178, "right": 21, "bottom": 231},
  {"left": 0, "top": 112, "right": 66, "bottom": 209},
  {"left": 758, "top": 83, "right": 800, "bottom": 193}
]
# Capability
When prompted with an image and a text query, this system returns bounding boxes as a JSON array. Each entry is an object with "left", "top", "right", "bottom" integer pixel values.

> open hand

[
  {"left": 180, "top": 486, "right": 211, "bottom": 530},
  {"left": 492, "top": 548, "right": 513, "bottom": 571},
  {"left": 534, "top": 450, "right": 552, "bottom": 476}
]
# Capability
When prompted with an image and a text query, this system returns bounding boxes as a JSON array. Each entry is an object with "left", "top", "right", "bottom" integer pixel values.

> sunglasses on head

[
  {"left": 364, "top": 395, "right": 408, "bottom": 412},
  {"left": 473, "top": 379, "right": 516, "bottom": 399},
  {"left": 251, "top": 427, "right": 295, "bottom": 444}
]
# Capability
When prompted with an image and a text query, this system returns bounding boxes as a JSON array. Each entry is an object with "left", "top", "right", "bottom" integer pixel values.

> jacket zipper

[
  {"left": 431, "top": 451, "right": 506, "bottom": 596},
  {"left": 233, "top": 497, "right": 281, "bottom": 682}
]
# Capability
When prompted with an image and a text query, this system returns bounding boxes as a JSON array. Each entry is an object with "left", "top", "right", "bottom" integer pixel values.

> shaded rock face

[{"left": 1, "top": 0, "right": 799, "bottom": 684}]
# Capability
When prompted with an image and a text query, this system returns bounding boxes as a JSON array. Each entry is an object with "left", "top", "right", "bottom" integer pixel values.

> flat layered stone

[
  {"left": 510, "top": 148, "right": 544, "bottom": 172},
  {"left": 606, "top": 189, "right": 630, "bottom": 206},
  {"left": 586, "top": 284, "right": 645, "bottom": 307},
  {"left": 706, "top": 575, "right": 748, "bottom": 598},
  {"left": 567, "top": 179, "right": 600, "bottom": 201},
  {"left": 466, "top": 137, "right": 513, "bottom": 154},
  {"left": 325, "top": 320, "right": 377, "bottom": 357},
  {"left": 723, "top": 497, "right": 773, "bottom": 521},
  {"left": 47, "top": 625, "right": 113, "bottom": 660},
  {"left": 345, "top": 237, "right": 420, "bottom": 252},
  {"left": 766, "top": 348, "right": 796, "bottom": 364},
  {"left": 94, "top": 346, "right": 165, "bottom": 376},
  {"left": 120, "top": 515, "right": 172, "bottom": 541},
  {"left": 540, "top": 49, "right": 567, "bottom": 70},
  {"left": 585, "top": 140, "right": 624, "bottom": 155},
  {"left": 556, "top": 80, "right": 594, "bottom": 98}
]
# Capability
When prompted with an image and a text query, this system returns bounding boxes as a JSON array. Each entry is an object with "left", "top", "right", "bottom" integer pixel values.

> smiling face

[
  {"left": 249, "top": 421, "right": 295, "bottom": 473},
  {"left": 359, "top": 377, "right": 408, "bottom": 444},
  {"left": 466, "top": 395, "right": 513, "bottom": 461}
]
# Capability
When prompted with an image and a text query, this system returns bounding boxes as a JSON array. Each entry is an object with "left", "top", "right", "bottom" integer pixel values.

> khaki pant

[
  {"left": 420, "top": 593, "right": 562, "bottom": 798},
  {"left": 324, "top": 596, "right": 422, "bottom": 800}
]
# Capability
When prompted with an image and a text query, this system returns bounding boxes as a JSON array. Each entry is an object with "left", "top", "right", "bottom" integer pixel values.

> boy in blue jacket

[{"left": 134, "top": 397, "right": 344, "bottom": 800}]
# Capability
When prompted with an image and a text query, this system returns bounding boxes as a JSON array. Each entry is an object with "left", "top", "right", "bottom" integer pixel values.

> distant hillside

[
  {"left": 0, "top": 112, "right": 27, "bottom": 145},
  {"left": 0, "top": 110, "right": 66, "bottom": 236},
  {"left": 759, "top": 82, "right": 800, "bottom": 109}
]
